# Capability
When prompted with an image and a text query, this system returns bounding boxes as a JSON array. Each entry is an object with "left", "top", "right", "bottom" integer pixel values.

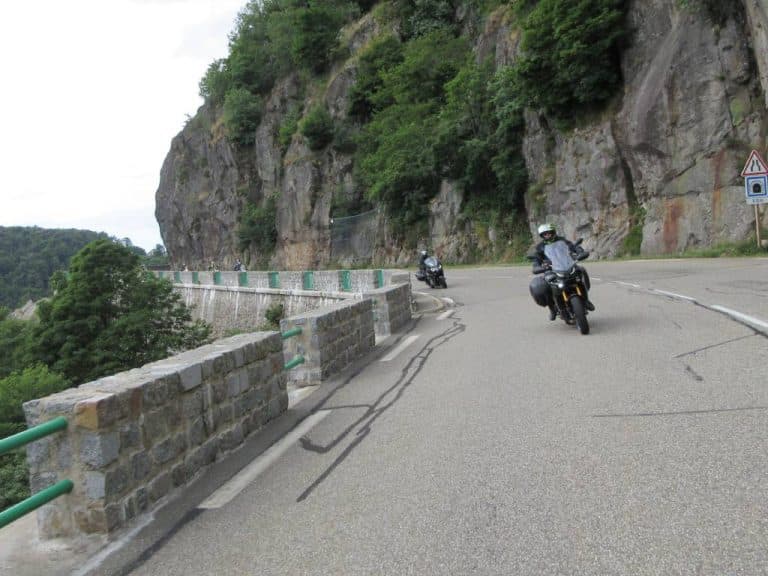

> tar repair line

[
  {"left": 198, "top": 410, "right": 332, "bottom": 509},
  {"left": 710, "top": 305, "right": 768, "bottom": 331},
  {"left": 380, "top": 335, "right": 420, "bottom": 362}
]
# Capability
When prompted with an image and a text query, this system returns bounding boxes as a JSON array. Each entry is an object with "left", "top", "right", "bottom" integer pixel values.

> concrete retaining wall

[
  {"left": 362, "top": 283, "right": 413, "bottom": 338},
  {"left": 280, "top": 299, "right": 376, "bottom": 387},
  {"left": 22, "top": 333, "right": 286, "bottom": 539},
  {"left": 177, "top": 285, "right": 348, "bottom": 337}
]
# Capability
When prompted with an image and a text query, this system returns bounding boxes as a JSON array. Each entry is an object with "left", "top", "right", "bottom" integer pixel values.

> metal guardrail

[
  {"left": 280, "top": 327, "right": 305, "bottom": 370},
  {"left": 0, "top": 416, "right": 73, "bottom": 529}
]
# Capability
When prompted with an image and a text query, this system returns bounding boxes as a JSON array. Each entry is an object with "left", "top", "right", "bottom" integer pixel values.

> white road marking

[
  {"left": 710, "top": 306, "right": 768, "bottom": 331},
  {"left": 651, "top": 289, "right": 697, "bottom": 302},
  {"left": 442, "top": 297, "right": 455, "bottom": 305},
  {"left": 380, "top": 335, "right": 420, "bottom": 362},
  {"left": 198, "top": 410, "right": 331, "bottom": 509},
  {"left": 437, "top": 310, "right": 455, "bottom": 320},
  {"left": 614, "top": 281, "right": 640, "bottom": 288}
]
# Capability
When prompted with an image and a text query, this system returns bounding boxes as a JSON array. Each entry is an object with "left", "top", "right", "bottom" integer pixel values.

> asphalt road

[{"left": 111, "top": 258, "right": 768, "bottom": 576}]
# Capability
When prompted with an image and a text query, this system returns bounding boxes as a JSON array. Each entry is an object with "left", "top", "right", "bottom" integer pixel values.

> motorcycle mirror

[{"left": 575, "top": 238, "right": 584, "bottom": 246}]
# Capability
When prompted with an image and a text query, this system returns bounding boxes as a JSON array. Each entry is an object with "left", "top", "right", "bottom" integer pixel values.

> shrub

[
  {"left": 278, "top": 105, "right": 302, "bottom": 152},
  {"left": 514, "top": 0, "right": 626, "bottom": 122},
  {"left": 300, "top": 105, "right": 335, "bottom": 150},
  {"left": 264, "top": 302, "right": 285, "bottom": 330},
  {"left": 238, "top": 197, "right": 278, "bottom": 259},
  {"left": 223, "top": 88, "right": 264, "bottom": 146}
]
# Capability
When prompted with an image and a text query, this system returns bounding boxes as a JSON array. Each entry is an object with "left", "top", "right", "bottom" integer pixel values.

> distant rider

[
  {"left": 529, "top": 223, "right": 594, "bottom": 320},
  {"left": 418, "top": 249, "right": 429, "bottom": 277}
]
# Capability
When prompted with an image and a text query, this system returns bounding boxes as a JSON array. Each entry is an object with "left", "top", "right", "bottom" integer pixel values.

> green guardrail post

[
  {"left": 158, "top": 271, "right": 165, "bottom": 280},
  {"left": 281, "top": 327, "right": 302, "bottom": 339},
  {"left": 0, "top": 479, "right": 74, "bottom": 530},
  {"left": 340, "top": 270, "right": 352, "bottom": 292},
  {"left": 238, "top": 272, "right": 248, "bottom": 287},
  {"left": 268, "top": 271, "right": 280, "bottom": 289},
  {"left": 174, "top": 271, "right": 181, "bottom": 283},
  {"left": 284, "top": 355, "right": 305, "bottom": 370},
  {"left": 192, "top": 271, "right": 200, "bottom": 284},
  {"left": 0, "top": 417, "right": 68, "bottom": 457},
  {"left": 303, "top": 271, "right": 315, "bottom": 290},
  {"left": 213, "top": 271, "right": 222, "bottom": 285},
  {"left": 374, "top": 269, "right": 385, "bottom": 288}
]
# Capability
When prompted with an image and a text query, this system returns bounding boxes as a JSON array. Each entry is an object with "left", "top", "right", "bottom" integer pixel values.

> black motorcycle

[
  {"left": 532, "top": 239, "right": 591, "bottom": 334},
  {"left": 415, "top": 256, "right": 447, "bottom": 288}
]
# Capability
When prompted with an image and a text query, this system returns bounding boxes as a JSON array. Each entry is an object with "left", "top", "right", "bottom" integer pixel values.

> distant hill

[{"left": 0, "top": 226, "right": 108, "bottom": 309}]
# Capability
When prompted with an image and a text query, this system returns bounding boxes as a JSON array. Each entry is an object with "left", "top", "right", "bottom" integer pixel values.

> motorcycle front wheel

[{"left": 570, "top": 295, "right": 590, "bottom": 335}]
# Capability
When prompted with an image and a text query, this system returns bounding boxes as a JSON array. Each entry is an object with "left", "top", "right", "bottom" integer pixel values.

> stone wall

[
  {"left": 22, "top": 333, "right": 286, "bottom": 539},
  {"left": 279, "top": 299, "right": 376, "bottom": 387},
  {"left": 361, "top": 283, "right": 413, "bottom": 338}
]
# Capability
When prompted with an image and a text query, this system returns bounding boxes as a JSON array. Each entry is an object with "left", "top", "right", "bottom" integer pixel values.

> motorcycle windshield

[
  {"left": 424, "top": 257, "right": 439, "bottom": 267},
  {"left": 544, "top": 240, "right": 575, "bottom": 273}
]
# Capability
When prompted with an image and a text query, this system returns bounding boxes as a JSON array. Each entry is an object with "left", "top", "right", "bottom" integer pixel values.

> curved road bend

[{"left": 107, "top": 258, "right": 768, "bottom": 576}]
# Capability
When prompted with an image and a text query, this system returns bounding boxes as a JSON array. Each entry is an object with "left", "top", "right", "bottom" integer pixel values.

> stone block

[
  {"left": 80, "top": 431, "right": 120, "bottom": 469},
  {"left": 188, "top": 417, "right": 205, "bottom": 446},
  {"left": 142, "top": 379, "right": 169, "bottom": 409},
  {"left": 179, "top": 364, "right": 203, "bottom": 391},
  {"left": 74, "top": 394, "right": 119, "bottom": 430},
  {"left": 85, "top": 471, "right": 106, "bottom": 500},
  {"left": 171, "top": 462, "right": 187, "bottom": 487},
  {"left": 142, "top": 408, "right": 169, "bottom": 444},
  {"left": 119, "top": 422, "right": 141, "bottom": 451},
  {"left": 104, "top": 464, "right": 130, "bottom": 502},
  {"left": 152, "top": 438, "right": 176, "bottom": 465},
  {"left": 148, "top": 472, "right": 172, "bottom": 503},
  {"left": 131, "top": 451, "right": 152, "bottom": 482}
]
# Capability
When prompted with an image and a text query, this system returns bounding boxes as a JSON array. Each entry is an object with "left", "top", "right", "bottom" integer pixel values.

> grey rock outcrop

[{"left": 156, "top": 1, "right": 768, "bottom": 267}]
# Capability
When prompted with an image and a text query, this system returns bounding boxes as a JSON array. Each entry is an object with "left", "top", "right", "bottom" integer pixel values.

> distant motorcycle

[
  {"left": 531, "top": 239, "right": 592, "bottom": 334},
  {"left": 415, "top": 256, "right": 447, "bottom": 289}
]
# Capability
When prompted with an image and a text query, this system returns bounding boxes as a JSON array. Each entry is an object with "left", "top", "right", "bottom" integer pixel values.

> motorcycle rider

[
  {"left": 529, "top": 223, "right": 594, "bottom": 320},
  {"left": 418, "top": 249, "right": 429, "bottom": 277}
]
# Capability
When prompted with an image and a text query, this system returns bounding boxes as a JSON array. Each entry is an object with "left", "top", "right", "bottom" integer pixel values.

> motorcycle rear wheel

[{"left": 570, "top": 295, "right": 590, "bottom": 335}]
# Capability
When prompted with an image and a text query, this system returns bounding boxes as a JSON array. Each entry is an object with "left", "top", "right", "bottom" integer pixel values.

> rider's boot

[{"left": 548, "top": 304, "right": 557, "bottom": 321}]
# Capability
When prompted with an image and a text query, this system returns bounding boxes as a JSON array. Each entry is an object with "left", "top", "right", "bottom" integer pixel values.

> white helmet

[{"left": 537, "top": 223, "right": 556, "bottom": 239}]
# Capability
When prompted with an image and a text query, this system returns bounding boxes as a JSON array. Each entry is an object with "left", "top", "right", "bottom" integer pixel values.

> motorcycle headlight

[
  {"left": 430, "top": 266, "right": 439, "bottom": 272},
  {"left": 557, "top": 281, "right": 565, "bottom": 290}
]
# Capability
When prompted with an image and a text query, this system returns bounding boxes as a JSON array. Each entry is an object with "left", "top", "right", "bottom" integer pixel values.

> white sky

[{"left": 0, "top": 0, "right": 245, "bottom": 251}]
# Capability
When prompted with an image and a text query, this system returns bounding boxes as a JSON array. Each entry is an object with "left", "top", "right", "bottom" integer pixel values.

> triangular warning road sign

[{"left": 741, "top": 150, "right": 768, "bottom": 176}]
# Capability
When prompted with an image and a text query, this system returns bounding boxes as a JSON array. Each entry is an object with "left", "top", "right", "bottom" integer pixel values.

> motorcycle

[
  {"left": 415, "top": 256, "right": 448, "bottom": 289},
  {"left": 532, "top": 239, "right": 592, "bottom": 335}
]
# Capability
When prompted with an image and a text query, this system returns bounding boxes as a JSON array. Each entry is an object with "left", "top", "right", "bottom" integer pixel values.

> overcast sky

[{"left": 0, "top": 0, "right": 245, "bottom": 251}]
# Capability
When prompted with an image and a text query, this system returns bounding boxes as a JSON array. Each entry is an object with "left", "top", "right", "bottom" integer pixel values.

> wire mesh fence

[{"left": 329, "top": 208, "right": 382, "bottom": 266}]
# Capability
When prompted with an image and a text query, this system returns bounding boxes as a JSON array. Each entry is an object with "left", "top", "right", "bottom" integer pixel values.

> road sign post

[{"left": 741, "top": 150, "right": 768, "bottom": 248}]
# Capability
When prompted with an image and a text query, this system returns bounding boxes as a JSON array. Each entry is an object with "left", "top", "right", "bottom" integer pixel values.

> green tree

[
  {"left": 223, "top": 88, "right": 264, "bottom": 146},
  {"left": 514, "top": 0, "right": 626, "bottom": 122},
  {"left": 32, "top": 240, "right": 209, "bottom": 385},
  {"left": 300, "top": 105, "right": 335, "bottom": 150}
]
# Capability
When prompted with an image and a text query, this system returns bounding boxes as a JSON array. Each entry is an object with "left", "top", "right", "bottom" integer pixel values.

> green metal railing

[
  {"left": 192, "top": 271, "right": 200, "bottom": 284},
  {"left": 0, "top": 417, "right": 73, "bottom": 529},
  {"left": 340, "top": 270, "right": 352, "bottom": 292},
  {"left": 174, "top": 271, "right": 181, "bottom": 283},
  {"left": 302, "top": 271, "right": 315, "bottom": 290},
  {"left": 213, "top": 271, "right": 222, "bottom": 285},
  {"left": 238, "top": 272, "right": 248, "bottom": 287},
  {"left": 281, "top": 327, "right": 305, "bottom": 370},
  {"left": 374, "top": 269, "right": 385, "bottom": 288},
  {"left": 268, "top": 272, "right": 280, "bottom": 289}
]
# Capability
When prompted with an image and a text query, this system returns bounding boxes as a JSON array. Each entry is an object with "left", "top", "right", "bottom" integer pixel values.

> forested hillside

[{"left": 0, "top": 227, "right": 107, "bottom": 309}]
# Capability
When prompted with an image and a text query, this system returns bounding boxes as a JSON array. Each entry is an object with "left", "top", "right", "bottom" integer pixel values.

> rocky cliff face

[{"left": 156, "top": 1, "right": 768, "bottom": 268}]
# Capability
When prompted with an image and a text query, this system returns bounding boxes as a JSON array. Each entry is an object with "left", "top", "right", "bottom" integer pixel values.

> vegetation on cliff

[{"left": 194, "top": 0, "right": 628, "bottom": 259}]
